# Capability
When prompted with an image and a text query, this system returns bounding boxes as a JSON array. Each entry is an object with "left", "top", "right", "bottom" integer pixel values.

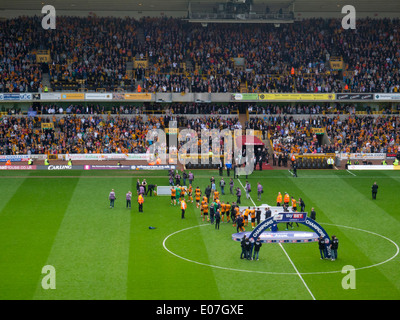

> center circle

[{"left": 162, "top": 222, "right": 399, "bottom": 275}]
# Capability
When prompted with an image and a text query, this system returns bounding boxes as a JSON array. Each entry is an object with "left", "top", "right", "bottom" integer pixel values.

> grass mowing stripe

[
  {"left": 0, "top": 175, "right": 27, "bottom": 215},
  {"left": 127, "top": 177, "right": 222, "bottom": 300},
  {"left": 278, "top": 243, "right": 316, "bottom": 300},
  {"left": 0, "top": 175, "right": 80, "bottom": 299},
  {"left": 33, "top": 177, "right": 132, "bottom": 300},
  {"left": 373, "top": 171, "right": 400, "bottom": 225},
  {"left": 289, "top": 171, "right": 400, "bottom": 299},
  {"left": 1, "top": 169, "right": 400, "bottom": 300},
  {"left": 337, "top": 171, "right": 400, "bottom": 296},
  {"left": 237, "top": 178, "right": 316, "bottom": 300}
]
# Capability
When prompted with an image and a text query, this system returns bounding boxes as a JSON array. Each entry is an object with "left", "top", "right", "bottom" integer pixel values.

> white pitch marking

[
  {"left": 346, "top": 169, "right": 356, "bottom": 176},
  {"left": 237, "top": 178, "right": 316, "bottom": 300}
]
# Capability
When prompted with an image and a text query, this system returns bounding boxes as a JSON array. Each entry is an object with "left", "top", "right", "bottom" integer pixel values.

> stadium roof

[{"left": 0, "top": 0, "right": 398, "bottom": 14}]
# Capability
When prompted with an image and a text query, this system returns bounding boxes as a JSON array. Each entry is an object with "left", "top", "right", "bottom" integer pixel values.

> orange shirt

[
  {"left": 284, "top": 194, "right": 290, "bottom": 203},
  {"left": 181, "top": 201, "right": 187, "bottom": 210},
  {"left": 221, "top": 203, "right": 226, "bottom": 213}
]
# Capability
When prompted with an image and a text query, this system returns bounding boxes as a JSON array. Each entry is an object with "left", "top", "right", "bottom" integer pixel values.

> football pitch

[{"left": 0, "top": 168, "right": 399, "bottom": 300}]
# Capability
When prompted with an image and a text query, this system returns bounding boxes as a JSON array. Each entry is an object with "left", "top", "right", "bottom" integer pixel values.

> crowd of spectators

[
  {"left": 0, "top": 114, "right": 165, "bottom": 155},
  {"left": 325, "top": 115, "right": 400, "bottom": 154},
  {"left": 0, "top": 17, "right": 43, "bottom": 93},
  {"left": 0, "top": 106, "right": 242, "bottom": 156},
  {"left": 1, "top": 16, "right": 399, "bottom": 94},
  {"left": 0, "top": 107, "right": 399, "bottom": 157},
  {"left": 47, "top": 16, "right": 140, "bottom": 91},
  {"left": 264, "top": 114, "right": 400, "bottom": 155},
  {"left": 1, "top": 14, "right": 400, "bottom": 157},
  {"left": 336, "top": 18, "right": 400, "bottom": 94}
]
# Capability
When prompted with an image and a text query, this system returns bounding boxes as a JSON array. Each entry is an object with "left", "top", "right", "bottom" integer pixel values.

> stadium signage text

[
  {"left": 0, "top": 93, "right": 32, "bottom": 101},
  {"left": 131, "top": 165, "right": 176, "bottom": 170},
  {"left": 348, "top": 165, "right": 399, "bottom": 170},
  {"left": 258, "top": 93, "right": 335, "bottom": 101},
  {"left": 86, "top": 165, "right": 131, "bottom": 170},
  {"left": 0, "top": 165, "right": 36, "bottom": 170},
  {"left": 66, "top": 153, "right": 149, "bottom": 161},
  {"left": 47, "top": 165, "right": 72, "bottom": 170},
  {"left": 0, "top": 155, "right": 30, "bottom": 162},
  {"left": 274, "top": 213, "right": 306, "bottom": 223},
  {"left": 304, "top": 218, "right": 327, "bottom": 239},
  {"left": 374, "top": 93, "right": 400, "bottom": 101},
  {"left": 336, "top": 93, "right": 373, "bottom": 100},
  {"left": 338, "top": 153, "right": 386, "bottom": 160},
  {"left": 5, "top": 91, "right": 400, "bottom": 102}
]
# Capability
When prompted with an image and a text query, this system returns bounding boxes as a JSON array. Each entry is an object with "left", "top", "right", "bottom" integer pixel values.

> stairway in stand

[
  {"left": 41, "top": 73, "right": 51, "bottom": 90},
  {"left": 136, "top": 27, "right": 145, "bottom": 45},
  {"left": 238, "top": 113, "right": 247, "bottom": 128}
]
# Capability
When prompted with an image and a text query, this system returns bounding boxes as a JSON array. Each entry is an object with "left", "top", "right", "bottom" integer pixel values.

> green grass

[{"left": 0, "top": 168, "right": 399, "bottom": 300}]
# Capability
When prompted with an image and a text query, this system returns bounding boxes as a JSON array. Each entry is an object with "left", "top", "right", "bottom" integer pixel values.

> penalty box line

[{"left": 237, "top": 178, "right": 316, "bottom": 301}]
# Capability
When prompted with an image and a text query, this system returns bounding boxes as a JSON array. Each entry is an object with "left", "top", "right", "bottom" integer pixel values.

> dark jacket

[
  {"left": 205, "top": 186, "right": 211, "bottom": 197},
  {"left": 331, "top": 238, "right": 339, "bottom": 250},
  {"left": 318, "top": 238, "right": 326, "bottom": 250},
  {"left": 254, "top": 240, "right": 262, "bottom": 252}
]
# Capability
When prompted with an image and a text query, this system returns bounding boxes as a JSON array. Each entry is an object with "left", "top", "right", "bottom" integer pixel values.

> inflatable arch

[{"left": 248, "top": 215, "right": 331, "bottom": 257}]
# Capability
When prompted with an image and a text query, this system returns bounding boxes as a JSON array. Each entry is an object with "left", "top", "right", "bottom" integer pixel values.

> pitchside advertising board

[
  {"left": 0, "top": 165, "right": 37, "bottom": 170},
  {"left": 0, "top": 164, "right": 176, "bottom": 171},
  {"left": 348, "top": 165, "right": 400, "bottom": 170},
  {"left": 0, "top": 155, "right": 30, "bottom": 162},
  {"left": 38, "top": 165, "right": 84, "bottom": 170},
  {"left": 83, "top": 164, "right": 176, "bottom": 170},
  {"left": 66, "top": 153, "right": 149, "bottom": 161},
  {"left": 338, "top": 153, "right": 386, "bottom": 160}
]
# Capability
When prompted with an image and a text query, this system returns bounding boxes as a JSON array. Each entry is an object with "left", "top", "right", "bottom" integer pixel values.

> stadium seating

[{"left": 2, "top": 16, "right": 399, "bottom": 94}]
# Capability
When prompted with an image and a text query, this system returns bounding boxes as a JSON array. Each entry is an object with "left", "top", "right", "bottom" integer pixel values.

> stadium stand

[
  {"left": 0, "top": 14, "right": 399, "bottom": 168},
  {"left": 1, "top": 16, "right": 399, "bottom": 94}
]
